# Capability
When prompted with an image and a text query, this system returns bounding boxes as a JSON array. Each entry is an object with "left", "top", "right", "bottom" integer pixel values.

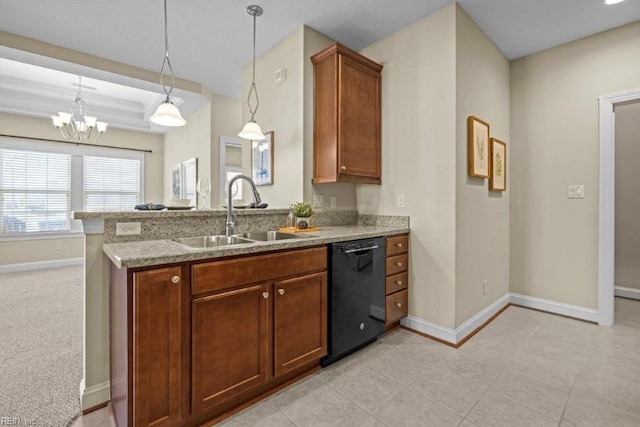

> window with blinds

[
  {"left": 0, "top": 148, "right": 71, "bottom": 233},
  {"left": 83, "top": 156, "right": 140, "bottom": 212}
]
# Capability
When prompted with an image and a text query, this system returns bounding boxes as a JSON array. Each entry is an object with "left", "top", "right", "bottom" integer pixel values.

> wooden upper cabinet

[
  {"left": 132, "top": 267, "right": 184, "bottom": 427},
  {"left": 273, "top": 272, "right": 327, "bottom": 377},
  {"left": 312, "top": 43, "right": 383, "bottom": 185}
]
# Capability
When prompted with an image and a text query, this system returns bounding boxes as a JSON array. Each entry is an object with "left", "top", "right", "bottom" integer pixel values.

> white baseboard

[
  {"left": 509, "top": 292, "right": 598, "bottom": 323},
  {"left": 401, "top": 315, "right": 457, "bottom": 344},
  {"left": 455, "top": 293, "right": 511, "bottom": 342},
  {"left": 615, "top": 286, "right": 640, "bottom": 301},
  {"left": 80, "top": 379, "right": 110, "bottom": 411},
  {"left": 401, "top": 293, "right": 510, "bottom": 345},
  {"left": 0, "top": 257, "right": 83, "bottom": 274}
]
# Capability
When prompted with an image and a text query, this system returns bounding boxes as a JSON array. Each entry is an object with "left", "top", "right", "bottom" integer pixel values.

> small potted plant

[{"left": 290, "top": 201, "right": 314, "bottom": 229}]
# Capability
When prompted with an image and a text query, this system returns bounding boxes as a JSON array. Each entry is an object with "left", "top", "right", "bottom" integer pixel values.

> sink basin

[
  {"left": 172, "top": 235, "right": 253, "bottom": 248},
  {"left": 235, "top": 231, "right": 304, "bottom": 241}
]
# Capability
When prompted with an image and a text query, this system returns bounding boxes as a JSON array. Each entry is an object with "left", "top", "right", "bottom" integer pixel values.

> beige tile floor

[{"left": 74, "top": 298, "right": 640, "bottom": 427}]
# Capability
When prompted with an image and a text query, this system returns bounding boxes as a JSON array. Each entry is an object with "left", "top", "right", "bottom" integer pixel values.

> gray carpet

[{"left": 0, "top": 265, "right": 83, "bottom": 426}]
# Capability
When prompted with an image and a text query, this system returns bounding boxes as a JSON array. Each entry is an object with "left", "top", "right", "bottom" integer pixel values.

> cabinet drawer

[
  {"left": 386, "top": 235, "right": 408, "bottom": 256},
  {"left": 386, "top": 289, "right": 408, "bottom": 325},
  {"left": 385, "top": 272, "right": 408, "bottom": 295},
  {"left": 386, "top": 253, "right": 408, "bottom": 276},
  {"left": 192, "top": 247, "right": 327, "bottom": 295}
]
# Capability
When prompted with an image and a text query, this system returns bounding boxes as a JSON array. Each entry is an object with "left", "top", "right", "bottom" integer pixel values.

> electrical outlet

[
  {"left": 482, "top": 279, "right": 487, "bottom": 295},
  {"left": 330, "top": 196, "right": 336, "bottom": 208},
  {"left": 568, "top": 185, "right": 585, "bottom": 199},
  {"left": 313, "top": 194, "right": 324, "bottom": 208},
  {"left": 55, "top": 242, "right": 62, "bottom": 250},
  {"left": 397, "top": 194, "right": 406, "bottom": 208},
  {"left": 116, "top": 222, "right": 141, "bottom": 236}
]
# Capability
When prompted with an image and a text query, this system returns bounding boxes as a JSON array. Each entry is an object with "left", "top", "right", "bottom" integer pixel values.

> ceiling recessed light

[{"left": 605, "top": 0, "right": 625, "bottom": 5}]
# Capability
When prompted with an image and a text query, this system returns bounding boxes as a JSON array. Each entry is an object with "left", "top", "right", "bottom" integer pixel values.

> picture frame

[
  {"left": 468, "top": 116, "right": 490, "bottom": 178},
  {"left": 251, "top": 130, "right": 274, "bottom": 186},
  {"left": 489, "top": 138, "right": 507, "bottom": 191},
  {"left": 170, "top": 163, "right": 182, "bottom": 199}
]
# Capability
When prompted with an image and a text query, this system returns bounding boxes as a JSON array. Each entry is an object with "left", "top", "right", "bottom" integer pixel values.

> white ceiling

[{"left": 0, "top": 0, "right": 639, "bottom": 131}]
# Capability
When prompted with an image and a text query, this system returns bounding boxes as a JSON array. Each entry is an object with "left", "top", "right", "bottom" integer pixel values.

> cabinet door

[
  {"left": 337, "top": 54, "right": 381, "bottom": 181},
  {"left": 274, "top": 272, "right": 327, "bottom": 377},
  {"left": 132, "top": 267, "right": 183, "bottom": 427},
  {"left": 192, "top": 284, "right": 272, "bottom": 414}
]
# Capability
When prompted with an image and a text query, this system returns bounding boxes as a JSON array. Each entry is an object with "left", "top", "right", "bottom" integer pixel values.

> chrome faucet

[{"left": 226, "top": 174, "right": 262, "bottom": 236}]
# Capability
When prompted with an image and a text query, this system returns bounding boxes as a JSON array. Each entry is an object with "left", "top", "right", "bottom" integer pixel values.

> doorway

[{"left": 598, "top": 89, "right": 640, "bottom": 326}]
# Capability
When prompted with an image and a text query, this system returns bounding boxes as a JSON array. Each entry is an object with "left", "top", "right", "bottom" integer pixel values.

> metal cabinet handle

[
  {"left": 171, "top": 276, "right": 180, "bottom": 284},
  {"left": 396, "top": 280, "right": 403, "bottom": 286},
  {"left": 340, "top": 165, "right": 347, "bottom": 171},
  {"left": 396, "top": 262, "right": 402, "bottom": 267},
  {"left": 396, "top": 243, "right": 403, "bottom": 248},
  {"left": 278, "top": 289, "right": 285, "bottom": 295},
  {"left": 262, "top": 291, "right": 269, "bottom": 299},
  {"left": 396, "top": 302, "right": 402, "bottom": 308}
]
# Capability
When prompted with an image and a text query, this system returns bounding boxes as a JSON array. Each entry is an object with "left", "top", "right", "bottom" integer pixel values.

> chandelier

[{"left": 51, "top": 76, "right": 108, "bottom": 141}]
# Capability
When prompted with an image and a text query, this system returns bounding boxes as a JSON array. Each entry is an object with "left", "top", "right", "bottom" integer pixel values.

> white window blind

[
  {"left": 0, "top": 148, "right": 71, "bottom": 234},
  {"left": 83, "top": 156, "right": 140, "bottom": 211}
]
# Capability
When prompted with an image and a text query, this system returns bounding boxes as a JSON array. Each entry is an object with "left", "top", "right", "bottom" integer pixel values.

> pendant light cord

[
  {"left": 159, "top": 0, "right": 176, "bottom": 101},
  {"left": 246, "top": 10, "right": 260, "bottom": 121}
]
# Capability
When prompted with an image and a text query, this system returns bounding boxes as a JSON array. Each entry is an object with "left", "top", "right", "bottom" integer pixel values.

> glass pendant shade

[
  {"left": 150, "top": 101, "right": 186, "bottom": 127},
  {"left": 238, "top": 121, "right": 265, "bottom": 140}
]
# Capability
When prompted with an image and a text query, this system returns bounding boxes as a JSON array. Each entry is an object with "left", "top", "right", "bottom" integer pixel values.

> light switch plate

[
  {"left": 330, "top": 196, "right": 336, "bottom": 208},
  {"left": 397, "top": 194, "right": 406, "bottom": 208},
  {"left": 313, "top": 194, "right": 324, "bottom": 208},
  {"left": 568, "top": 185, "right": 585, "bottom": 199},
  {"left": 116, "top": 222, "right": 141, "bottom": 236}
]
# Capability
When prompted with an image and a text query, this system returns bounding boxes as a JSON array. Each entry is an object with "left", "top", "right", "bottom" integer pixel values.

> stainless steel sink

[
  {"left": 172, "top": 235, "right": 253, "bottom": 248},
  {"left": 234, "top": 231, "right": 304, "bottom": 241}
]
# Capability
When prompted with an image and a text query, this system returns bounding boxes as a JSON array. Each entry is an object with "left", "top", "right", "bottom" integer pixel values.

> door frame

[{"left": 598, "top": 88, "right": 640, "bottom": 326}]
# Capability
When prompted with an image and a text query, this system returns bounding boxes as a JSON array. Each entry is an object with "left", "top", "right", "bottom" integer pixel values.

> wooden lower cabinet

[
  {"left": 191, "top": 284, "right": 272, "bottom": 414},
  {"left": 110, "top": 246, "right": 327, "bottom": 426},
  {"left": 131, "top": 267, "right": 184, "bottom": 427},
  {"left": 274, "top": 272, "right": 327, "bottom": 377}
]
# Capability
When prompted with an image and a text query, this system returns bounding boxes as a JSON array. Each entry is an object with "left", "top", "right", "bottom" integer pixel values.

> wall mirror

[{"left": 251, "top": 131, "right": 274, "bottom": 186}]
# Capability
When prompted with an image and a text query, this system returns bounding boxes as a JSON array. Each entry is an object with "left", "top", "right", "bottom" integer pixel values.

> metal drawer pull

[
  {"left": 396, "top": 243, "right": 403, "bottom": 248},
  {"left": 171, "top": 276, "right": 180, "bottom": 284},
  {"left": 262, "top": 292, "right": 269, "bottom": 299},
  {"left": 396, "top": 280, "right": 402, "bottom": 286},
  {"left": 341, "top": 165, "right": 347, "bottom": 171},
  {"left": 396, "top": 262, "right": 402, "bottom": 267},
  {"left": 278, "top": 289, "right": 285, "bottom": 295},
  {"left": 344, "top": 245, "right": 379, "bottom": 253},
  {"left": 395, "top": 302, "right": 402, "bottom": 308}
]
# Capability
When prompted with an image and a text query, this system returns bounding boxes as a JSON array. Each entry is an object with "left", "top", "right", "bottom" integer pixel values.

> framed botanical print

[
  {"left": 468, "top": 116, "right": 490, "bottom": 178},
  {"left": 490, "top": 138, "right": 506, "bottom": 191},
  {"left": 170, "top": 163, "right": 182, "bottom": 199}
]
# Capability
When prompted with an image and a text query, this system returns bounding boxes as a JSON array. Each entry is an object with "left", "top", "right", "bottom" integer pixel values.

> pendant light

[
  {"left": 238, "top": 5, "right": 265, "bottom": 141},
  {"left": 150, "top": 0, "right": 186, "bottom": 127}
]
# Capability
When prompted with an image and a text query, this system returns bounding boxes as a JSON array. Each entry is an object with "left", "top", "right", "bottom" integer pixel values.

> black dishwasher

[{"left": 322, "top": 237, "right": 386, "bottom": 366}]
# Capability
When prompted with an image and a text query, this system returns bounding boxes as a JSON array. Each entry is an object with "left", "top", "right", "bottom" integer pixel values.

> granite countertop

[{"left": 104, "top": 225, "right": 409, "bottom": 269}]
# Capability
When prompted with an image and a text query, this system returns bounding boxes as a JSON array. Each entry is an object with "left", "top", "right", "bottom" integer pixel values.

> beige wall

[
  {"left": 0, "top": 236, "right": 83, "bottom": 266},
  {"left": 163, "top": 104, "right": 212, "bottom": 207},
  {"left": 615, "top": 102, "right": 640, "bottom": 290},
  {"left": 358, "top": 4, "right": 458, "bottom": 328},
  {"left": 210, "top": 94, "right": 242, "bottom": 205},
  {"left": 454, "top": 6, "right": 510, "bottom": 326},
  {"left": 241, "top": 28, "right": 304, "bottom": 208},
  {"left": 510, "top": 20, "right": 640, "bottom": 309}
]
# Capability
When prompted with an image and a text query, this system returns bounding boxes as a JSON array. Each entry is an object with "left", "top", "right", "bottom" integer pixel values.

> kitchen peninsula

[{"left": 72, "top": 209, "right": 409, "bottom": 426}]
